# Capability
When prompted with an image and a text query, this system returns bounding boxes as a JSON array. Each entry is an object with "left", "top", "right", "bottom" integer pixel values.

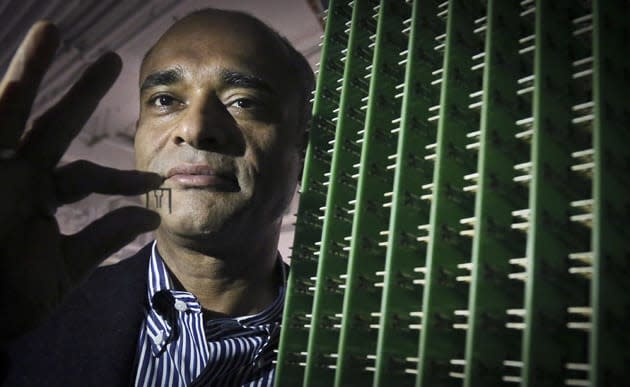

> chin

[{"left": 157, "top": 190, "right": 247, "bottom": 237}]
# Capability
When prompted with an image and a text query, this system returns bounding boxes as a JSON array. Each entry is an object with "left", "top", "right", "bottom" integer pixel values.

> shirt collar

[
  {"left": 146, "top": 242, "right": 202, "bottom": 355},
  {"left": 144, "top": 241, "right": 287, "bottom": 355}
]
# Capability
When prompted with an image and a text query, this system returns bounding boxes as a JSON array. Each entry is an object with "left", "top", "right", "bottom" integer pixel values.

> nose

[{"left": 172, "top": 94, "right": 245, "bottom": 156}]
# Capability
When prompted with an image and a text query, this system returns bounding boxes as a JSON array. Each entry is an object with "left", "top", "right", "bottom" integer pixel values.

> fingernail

[
  {"left": 32, "top": 21, "right": 60, "bottom": 53},
  {"left": 127, "top": 207, "right": 161, "bottom": 231},
  {"left": 85, "top": 52, "right": 122, "bottom": 82},
  {"left": 23, "top": 21, "right": 60, "bottom": 73},
  {"left": 144, "top": 172, "right": 164, "bottom": 188},
  {"left": 97, "top": 52, "right": 122, "bottom": 70},
  {"left": 144, "top": 211, "right": 161, "bottom": 229}
]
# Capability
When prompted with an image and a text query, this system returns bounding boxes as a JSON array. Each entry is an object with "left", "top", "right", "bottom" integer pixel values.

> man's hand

[{"left": 0, "top": 22, "right": 162, "bottom": 342}]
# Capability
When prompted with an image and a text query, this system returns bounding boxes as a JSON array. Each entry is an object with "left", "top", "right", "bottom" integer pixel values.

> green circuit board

[{"left": 276, "top": 1, "right": 630, "bottom": 386}]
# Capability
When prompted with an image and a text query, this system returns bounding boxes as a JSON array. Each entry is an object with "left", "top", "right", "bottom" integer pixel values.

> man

[{"left": 0, "top": 8, "right": 314, "bottom": 387}]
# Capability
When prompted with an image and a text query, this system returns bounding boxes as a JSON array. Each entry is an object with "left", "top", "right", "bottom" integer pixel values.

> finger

[
  {"left": 19, "top": 52, "right": 122, "bottom": 168},
  {"left": 0, "top": 21, "right": 60, "bottom": 148},
  {"left": 62, "top": 206, "right": 160, "bottom": 284},
  {"left": 0, "top": 82, "right": 27, "bottom": 149},
  {"left": 54, "top": 160, "right": 163, "bottom": 204}
]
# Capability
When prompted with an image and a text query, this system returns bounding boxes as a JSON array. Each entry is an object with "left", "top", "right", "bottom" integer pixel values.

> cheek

[
  {"left": 248, "top": 134, "right": 300, "bottom": 194},
  {"left": 133, "top": 130, "right": 149, "bottom": 170},
  {"left": 240, "top": 124, "right": 278, "bottom": 174},
  {"left": 134, "top": 119, "right": 172, "bottom": 171}
]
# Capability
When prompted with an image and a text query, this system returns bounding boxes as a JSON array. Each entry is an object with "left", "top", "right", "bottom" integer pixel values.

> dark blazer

[{"left": 1, "top": 243, "right": 152, "bottom": 387}]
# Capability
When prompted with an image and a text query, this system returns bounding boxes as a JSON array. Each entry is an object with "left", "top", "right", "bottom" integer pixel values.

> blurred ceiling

[{"left": 0, "top": 0, "right": 323, "bottom": 261}]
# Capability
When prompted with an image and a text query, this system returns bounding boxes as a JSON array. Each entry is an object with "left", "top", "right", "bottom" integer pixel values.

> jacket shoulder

[{"left": 2, "top": 243, "right": 153, "bottom": 387}]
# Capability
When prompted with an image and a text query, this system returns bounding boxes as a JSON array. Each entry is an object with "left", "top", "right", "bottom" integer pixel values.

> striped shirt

[{"left": 134, "top": 242, "right": 285, "bottom": 387}]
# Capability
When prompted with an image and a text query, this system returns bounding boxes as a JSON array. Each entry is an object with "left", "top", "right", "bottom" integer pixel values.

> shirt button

[
  {"left": 174, "top": 300, "right": 188, "bottom": 312},
  {"left": 153, "top": 331, "right": 164, "bottom": 345}
]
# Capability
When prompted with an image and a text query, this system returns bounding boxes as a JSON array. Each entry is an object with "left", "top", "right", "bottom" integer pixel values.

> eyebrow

[
  {"left": 221, "top": 70, "right": 275, "bottom": 95},
  {"left": 140, "top": 67, "right": 276, "bottom": 95},
  {"left": 140, "top": 67, "right": 184, "bottom": 92}
]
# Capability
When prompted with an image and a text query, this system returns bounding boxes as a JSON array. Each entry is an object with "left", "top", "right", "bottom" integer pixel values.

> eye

[
  {"left": 151, "top": 94, "right": 177, "bottom": 107},
  {"left": 231, "top": 98, "right": 255, "bottom": 109}
]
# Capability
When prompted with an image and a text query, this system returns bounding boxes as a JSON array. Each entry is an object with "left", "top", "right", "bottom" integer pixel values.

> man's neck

[{"left": 154, "top": 224, "right": 282, "bottom": 318}]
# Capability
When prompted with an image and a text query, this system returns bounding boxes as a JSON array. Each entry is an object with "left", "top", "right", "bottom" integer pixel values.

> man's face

[{"left": 135, "top": 14, "right": 303, "bottom": 244}]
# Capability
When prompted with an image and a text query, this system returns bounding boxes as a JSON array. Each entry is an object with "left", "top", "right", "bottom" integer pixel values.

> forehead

[{"left": 140, "top": 14, "right": 289, "bottom": 88}]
